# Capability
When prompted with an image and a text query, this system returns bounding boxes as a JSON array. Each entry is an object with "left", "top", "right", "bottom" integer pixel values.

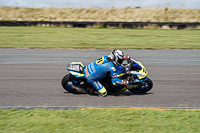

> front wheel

[{"left": 128, "top": 78, "right": 153, "bottom": 93}]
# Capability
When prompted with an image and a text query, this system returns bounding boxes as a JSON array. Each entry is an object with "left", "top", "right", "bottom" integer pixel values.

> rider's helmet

[{"left": 109, "top": 49, "right": 124, "bottom": 66}]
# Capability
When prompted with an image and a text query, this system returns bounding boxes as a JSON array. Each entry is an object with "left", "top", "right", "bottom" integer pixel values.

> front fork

[{"left": 123, "top": 76, "right": 148, "bottom": 90}]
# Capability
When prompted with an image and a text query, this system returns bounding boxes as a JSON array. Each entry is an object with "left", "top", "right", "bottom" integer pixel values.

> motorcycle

[{"left": 61, "top": 57, "right": 153, "bottom": 95}]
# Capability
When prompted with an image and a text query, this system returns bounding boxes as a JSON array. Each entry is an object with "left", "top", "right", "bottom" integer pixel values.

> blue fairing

[
  {"left": 141, "top": 76, "right": 148, "bottom": 82},
  {"left": 132, "top": 76, "right": 148, "bottom": 83}
]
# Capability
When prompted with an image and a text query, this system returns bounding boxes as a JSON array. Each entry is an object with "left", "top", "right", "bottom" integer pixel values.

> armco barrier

[{"left": 0, "top": 21, "right": 199, "bottom": 29}]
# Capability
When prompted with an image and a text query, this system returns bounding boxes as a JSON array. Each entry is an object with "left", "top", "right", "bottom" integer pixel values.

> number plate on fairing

[{"left": 67, "top": 62, "right": 84, "bottom": 72}]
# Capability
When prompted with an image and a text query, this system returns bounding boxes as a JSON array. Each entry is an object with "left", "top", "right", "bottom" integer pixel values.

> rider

[{"left": 84, "top": 49, "right": 128, "bottom": 97}]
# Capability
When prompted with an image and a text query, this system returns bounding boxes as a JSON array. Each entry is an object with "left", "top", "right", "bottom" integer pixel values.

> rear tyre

[
  {"left": 128, "top": 78, "right": 153, "bottom": 93},
  {"left": 61, "top": 73, "right": 76, "bottom": 93}
]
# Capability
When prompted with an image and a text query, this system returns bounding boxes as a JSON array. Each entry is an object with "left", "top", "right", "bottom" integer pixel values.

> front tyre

[
  {"left": 128, "top": 78, "right": 153, "bottom": 93},
  {"left": 61, "top": 73, "right": 76, "bottom": 93}
]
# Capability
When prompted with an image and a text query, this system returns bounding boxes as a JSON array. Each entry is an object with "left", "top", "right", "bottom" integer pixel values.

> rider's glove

[{"left": 122, "top": 80, "right": 129, "bottom": 85}]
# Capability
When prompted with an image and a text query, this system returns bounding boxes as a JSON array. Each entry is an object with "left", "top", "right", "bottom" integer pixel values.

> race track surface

[{"left": 0, "top": 49, "right": 200, "bottom": 109}]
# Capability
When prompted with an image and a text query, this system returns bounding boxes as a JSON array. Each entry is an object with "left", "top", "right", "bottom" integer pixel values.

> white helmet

[{"left": 109, "top": 49, "right": 124, "bottom": 66}]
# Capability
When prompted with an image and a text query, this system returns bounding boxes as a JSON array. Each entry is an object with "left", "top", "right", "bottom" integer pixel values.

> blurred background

[
  {"left": 1, "top": 0, "right": 200, "bottom": 9},
  {"left": 0, "top": 0, "right": 200, "bottom": 23}
]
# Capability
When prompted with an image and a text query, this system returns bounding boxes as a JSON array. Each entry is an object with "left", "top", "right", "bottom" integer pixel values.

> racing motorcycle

[{"left": 61, "top": 57, "right": 153, "bottom": 95}]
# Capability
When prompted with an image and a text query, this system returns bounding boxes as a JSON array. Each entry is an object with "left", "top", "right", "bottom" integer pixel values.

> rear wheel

[
  {"left": 128, "top": 78, "right": 153, "bottom": 93},
  {"left": 61, "top": 73, "right": 76, "bottom": 93}
]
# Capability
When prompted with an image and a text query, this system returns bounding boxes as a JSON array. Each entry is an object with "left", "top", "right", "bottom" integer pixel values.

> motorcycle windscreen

[{"left": 130, "top": 61, "right": 142, "bottom": 71}]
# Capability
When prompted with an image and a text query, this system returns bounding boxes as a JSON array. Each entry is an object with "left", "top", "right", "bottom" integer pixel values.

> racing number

[
  {"left": 143, "top": 68, "right": 147, "bottom": 73},
  {"left": 96, "top": 56, "right": 104, "bottom": 65}
]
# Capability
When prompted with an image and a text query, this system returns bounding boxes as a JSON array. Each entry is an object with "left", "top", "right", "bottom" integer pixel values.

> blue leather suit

[{"left": 84, "top": 56, "right": 125, "bottom": 92}]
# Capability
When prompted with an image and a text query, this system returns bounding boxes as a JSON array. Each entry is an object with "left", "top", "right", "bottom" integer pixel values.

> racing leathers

[{"left": 84, "top": 56, "right": 126, "bottom": 97}]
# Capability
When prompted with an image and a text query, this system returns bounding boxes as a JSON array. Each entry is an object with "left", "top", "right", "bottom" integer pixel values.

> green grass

[
  {"left": 0, "top": 27, "right": 200, "bottom": 49},
  {"left": 0, "top": 108, "right": 200, "bottom": 133}
]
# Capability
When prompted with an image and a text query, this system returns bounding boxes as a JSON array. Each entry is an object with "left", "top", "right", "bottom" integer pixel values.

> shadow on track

[{"left": 63, "top": 91, "right": 154, "bottom": 97}]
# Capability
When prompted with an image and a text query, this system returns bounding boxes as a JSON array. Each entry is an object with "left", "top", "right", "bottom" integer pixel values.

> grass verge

[
  {"left": 0, "top": 108, "right": 200, "bottom": 133},
  {"left": 0, "top": 27, "right": 199, "bottom": 49}
]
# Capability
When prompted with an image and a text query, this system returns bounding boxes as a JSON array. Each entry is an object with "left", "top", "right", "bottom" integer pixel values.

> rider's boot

[{"left": 98, "top": 87, "right": 107, "bottom": 97}]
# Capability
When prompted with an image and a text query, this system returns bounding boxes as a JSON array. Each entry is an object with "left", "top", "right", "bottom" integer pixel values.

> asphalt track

[{"left": 0, "top": 49, "right": 200, "bottom": 109}]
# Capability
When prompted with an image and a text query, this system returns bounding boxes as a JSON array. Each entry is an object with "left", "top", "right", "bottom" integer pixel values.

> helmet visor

[{"left": 117, "top": 58, "right": 123, "bottom": 65}]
